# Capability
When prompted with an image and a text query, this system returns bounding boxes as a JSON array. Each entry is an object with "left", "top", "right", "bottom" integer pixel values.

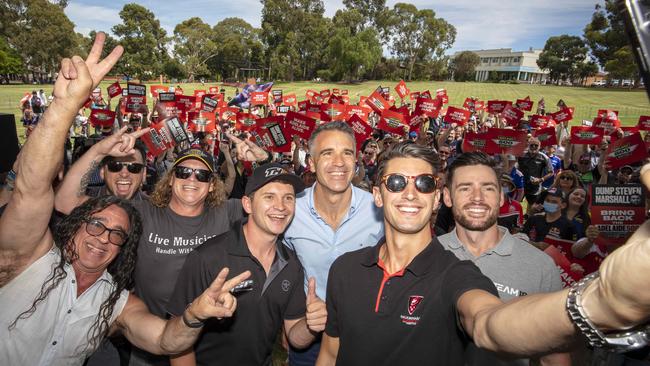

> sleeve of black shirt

[
  {"left": 167, "top": 248, "right": 213, "bottom": 317},
  {"left": 283, "top": 265, "right": 307, "bottom": 320},
  {"left": 324, "top": 261, "right": 342, "bottom": 338},
  {"left": 522, "top": 216, "right": 533, "bottom": 240},
  {"left": 227, "top": 198, "right": 244, "bottom": 223}
]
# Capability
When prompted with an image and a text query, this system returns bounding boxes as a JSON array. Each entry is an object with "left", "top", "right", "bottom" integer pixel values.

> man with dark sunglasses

[
  {"left": 317, "top": 143, "right": 650, "bottom": 365},
  {"left": 517, "top": 137, "right": 553, "bottom": 212}
]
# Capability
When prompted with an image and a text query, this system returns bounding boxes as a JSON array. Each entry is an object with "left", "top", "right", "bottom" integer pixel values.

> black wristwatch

[{"left": 182, "top": 303, "right": 205, "bottom": 329}]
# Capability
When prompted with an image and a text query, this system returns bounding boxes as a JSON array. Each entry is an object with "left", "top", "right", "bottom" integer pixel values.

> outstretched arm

[{"left": 0, "top": 33, "right": 123, "bottom": 284}]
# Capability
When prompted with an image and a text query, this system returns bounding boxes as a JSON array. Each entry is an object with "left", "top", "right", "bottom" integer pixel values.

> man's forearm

[
  {"left": 54, "top": 142, "right": 105, "bottom": 214},
  {"left": 159, "top": 313, "right": 204, "bottom": 354},
  {"left": 287, "top": 318, "right": 317, "bottom": 349}
]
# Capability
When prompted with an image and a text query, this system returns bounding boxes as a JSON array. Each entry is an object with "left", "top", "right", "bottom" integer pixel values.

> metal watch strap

[
  {"left": 566, "top": 271, "right": 650, "bottom": 352},
  {"left": 182, "top": 303, "right": 205, "bottom": 329}
]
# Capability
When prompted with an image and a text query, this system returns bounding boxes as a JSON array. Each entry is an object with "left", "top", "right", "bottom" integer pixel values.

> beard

[{"left": 452, "top": 204, "right": 498, "bottom": 231}]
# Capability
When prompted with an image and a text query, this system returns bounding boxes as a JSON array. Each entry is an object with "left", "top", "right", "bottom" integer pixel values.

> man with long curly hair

[{"left": 0, "top": 33, "right": 250, "bottom": 366}]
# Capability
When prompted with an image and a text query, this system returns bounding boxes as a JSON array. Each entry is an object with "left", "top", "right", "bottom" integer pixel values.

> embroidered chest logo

[
  {"left": 281, "top": 279, "right": 291, "bottom": 292},
  {"left": 401, "top": 295, "right": 423, "bottom": 326}
]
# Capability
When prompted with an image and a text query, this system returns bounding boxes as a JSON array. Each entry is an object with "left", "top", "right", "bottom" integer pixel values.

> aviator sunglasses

[
  {"left": 381, "top": 173, "right": 439, "bottom": 194},
  {"left": 174, "top": 166, "right": 212, "bottom": 183},
  {"left": 106, "top": 161, "right": 145, "bottom": 174}
]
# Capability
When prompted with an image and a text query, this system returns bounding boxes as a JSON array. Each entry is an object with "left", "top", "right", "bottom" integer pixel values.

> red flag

[
  {"left": 463, "top": 131, "right": 489, "bottom": 153},
  {"left": 444, "top": 106, "right": 470, "bottom": 126},
  {"left": 89, "top": 109, "right": 116, "bottom": 128},
  {"left": 320, "top": 103, "right": 347, "bottom": 122},
  {"left": 604, "top": 133, "right": 649, "bottom": 169},
  {"left": 487, "top": 100, "right": 511, "bottom": 114},
  {"left": 529, "top": 114, "right": 551, "bottom": 129},
  {"left": 346, "top": 114, "right": 372, "bottom": 151},
  {"left": 484, "top": 128, "right": 528, "bottom": 156},
  {"left": 501, "top": 105, "right": 524, "bottom": 127},
  {"left": 533, "top": 126, "right": 558, "bottom": 147},
  {"left": 515, "top": 97, "right": 533, "bottom": 111},
  {"left": 365, "top": 90, "right": 390, "bottom": 114},
  {"left": 414, "top": 97, "right": 441, "bottom": 118},
  {"left": 285, "top": 111, "right": 316, "bottom": 140},
  {"left": 107, "top": 82, "right": 122, "bottom": 98},
  {"left": 570, "top": 126, "right": 605, "bottom": 145},
  {"left": 394, "top": 80, "right": 410, "bottom": 99},
  {"left": 378, "top": 110, "right": 407, "bottom": 135},
  {"left": 283, "top": 93, "right": 297, "bottom": 107},
  {"left": 549, "top": 108, "right": 573, "bottom": 124},
  {"left": 250, "top": 91, "right": 269, "bottom": 106}
]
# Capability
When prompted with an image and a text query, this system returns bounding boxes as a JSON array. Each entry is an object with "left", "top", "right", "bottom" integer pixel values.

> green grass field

[{"left": 2, "top": 80, "right": 649, "bottom": 143}]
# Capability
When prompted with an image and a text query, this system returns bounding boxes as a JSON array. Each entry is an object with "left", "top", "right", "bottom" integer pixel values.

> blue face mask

[{"left": 543, "top": 201, "right": 560, "bottom": 213}]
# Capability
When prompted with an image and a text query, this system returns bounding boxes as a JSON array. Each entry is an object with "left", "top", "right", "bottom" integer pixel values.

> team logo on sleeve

[{"left": 407, "top": 295, "right": 423, "bottom": 315}]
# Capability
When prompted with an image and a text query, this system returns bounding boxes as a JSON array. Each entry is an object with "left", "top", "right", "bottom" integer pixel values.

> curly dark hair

[{"left": 9, "top": 195, "right": 142, "bottom": 354}]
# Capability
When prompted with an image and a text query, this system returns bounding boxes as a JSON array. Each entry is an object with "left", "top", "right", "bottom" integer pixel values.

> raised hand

[
  {"left": 94, "top": 126, "right": 150, "bottom": 157},
  {"left": 305, "top": 277, "right": 327, "bottom": 333},
  {"left": 227, "top": 132, "right": 269, "bottom": 162},
  {"left": 52, "top": 32, "right": 123, "bottom": 111},
  {"left": 189, "top": 268, "right": 251, "bottom": 321}
]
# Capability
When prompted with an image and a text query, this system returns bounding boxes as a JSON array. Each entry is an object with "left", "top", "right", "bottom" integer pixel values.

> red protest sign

[
  {"left": 515, "top": 97, "right": 533, "bottom": 111},
  {"left": 208, "top": 86, "right": 220, "bottom": 94},
  {"left": 306, "top": 90, "right": 318, "bottom": 99},
  {"left": 125, "top": 95, "right": 147, "bottom": 113},
  {"left": 529, "top": 114, "right": 551, "bottom": 129},
  {"left": 463, "top": 97, "right": 483, "bottom": 112},
  {"left": 591, "top": 184, "right": 646, "bottom": 249},
  {"left": 174, "top": 86, "right": 184, "bottom": 95},
  {"left": 283, "top": 93, "right": 297, "bottom": 106},
  {"left": 570, "top": 126, "right": 605, "bottom": 145},
  {"left": 443, "top": 106, "right": 470, "bottom": 126},
  {"left": 193, "top": 90, "right": 206, "bottom": 109},
  {"left": 341, "top": 95, "right": 350, "bottom": 104},
  {"left": 175, "top": 95, "right": 196, "bottom": 112},
  {"left": 604, "top": 133, "right": 649, "bottom": 169},
  {"left": 332, "top": 88, "right": 340, "bottom": 95},
  {"left": 187, "top": 112, "right": 216, "bottom": 133},
  {"left": 420, "top": 90, "right": 432, "bottom": 99},
  {"left": 394, "top": 80, "right": 410, "bottom": 99},
  {"left": 127, "top": 83, "right": 146, "bottom": 96},
  {"left": 533, "top": 126, "right": 558, "bottom": 147},
  {"left": 254, "top": 119, "right": 291, "bottom": 153},
  {"left": 141, "top": 118, "right": 188, "bottom": 156},
  {"left": 609, "top": 126, "right": 640, "bottom": 144},
  {"left": 341, "top": 89, "right": 348, "bottom": 95},
  {"left": 593, "top": 115, "right": 621, "bottom": 134},
  {"left": 320, "top": 103, "right": 347, "bottom": 122},
  {"left": 346, "top": 114, "right": 372, "bottom": 150},
  {"left": 220, "top": 107, "right": 239, "bottom": 123},
  {"left": 150, "top": 85, "right": 168, "bottom": 98},
  {"left": 597, "top": 109, "right": 619, "bottom": 119},
  {"left": 637, "top": 116, "right": 650, "bottom": 131},
  {"left": 410, "top": 91, "right": 420, "bottom": 101},
  {"left": 285, "top": 111, "right": 316, "bottom": 140},
  {"left": 549, "top": 108, "right": 573, "bottom": 124},
  {"left": 544, "top": 242, "right": 582, "bottom": 287},
  {"left": 235, "top": 112, "right": 258, "bottom": 131},
  {"left": 250, "top": 91, "right": 269, "bottom": 106},
  {"left": 462, "top": 131, "right": 489, "bottom": 153},
  {"left": 487, "top": 100, "right": 511, "bottom": 114},
  {"left": 414, "top": 97, "right": 441, "bottom": 118},
  {"left": 346, "top": 105, "right": 370, "bottom": 122},
  {"left": 320, "top": 89, "right": 331, "bottom": 98},
  {"left": 365, "top": 90, "right": 390, "bottom": 114},
  {"left": 201, "top": 95, "right": 218, "bottom": 113},
  {"left": 484, "top": 128, "right": 528, "bottom": 156},
  {"left": 328, "top": 95, "right": 344, "bottom": 105},
  {"left": 501, "top": 105, "right": 524, "bottom": 127},
  {"left": 107, "top": 82, "right": 122, "bottom": 98},
  {"left": 378, "top": 109, "right": 407, "bottom": 135},
  {"left": 89, "top": 109, "right": 115, "bottom": 128}
]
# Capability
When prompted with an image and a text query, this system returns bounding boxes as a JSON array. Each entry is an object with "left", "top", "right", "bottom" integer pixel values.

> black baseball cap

[
  {"left": 173, "top": 148, "right": 215, "bottom": 172},
  {"left": 245, "top": 163, "right": 305, "bottom": 196},
  {"left": 544, "top": 187, "right": 566, "bottom": 201}
]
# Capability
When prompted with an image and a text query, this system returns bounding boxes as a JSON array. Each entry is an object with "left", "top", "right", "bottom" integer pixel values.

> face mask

[{"left": 543, "top": 202, "right": 559, "bottom": 213}]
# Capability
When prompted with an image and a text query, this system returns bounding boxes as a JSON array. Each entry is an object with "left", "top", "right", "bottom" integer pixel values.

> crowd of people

[{"left": 2, "top": 32, "right": 650, "bottom": 366}]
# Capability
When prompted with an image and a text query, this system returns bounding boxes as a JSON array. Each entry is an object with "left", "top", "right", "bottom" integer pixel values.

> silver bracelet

[{"left": 566, "top": 271, "right": 650, "bottom": 352}]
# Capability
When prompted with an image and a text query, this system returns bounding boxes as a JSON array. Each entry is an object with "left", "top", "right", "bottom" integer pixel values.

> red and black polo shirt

[{"left": 325, "top": 238, "right": 498, "bottom": 365}]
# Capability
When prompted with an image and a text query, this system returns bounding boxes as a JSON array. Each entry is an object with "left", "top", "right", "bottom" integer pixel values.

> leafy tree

[
  {"left": 112, "top": 3, "right": 169, "bottom": 80},
  {"left": 325, "top": 15, "right": 382, "bottom": 82},
  {"left": 0, "top": 37, "right": 24, "bottom": 75},
  {"left": 537, "top": 35, "right": 588, "bottom": 83},
  {"left": 384, "top": 3, "right": 456, "bottom": 81},
  {"left": 342, "top": 0, "right": 386, "bottom": 29},
  {"left": 605, "top": 47, "right": 638, "bottom": 82},
  {"left": 173, "top": 17, "right": 216, "bottom": 82},
  {"left": 209, "top": 17, "right": 265, "bottom": 81},
  {"left": 576, "top": 60, "right": 599, "bottom": 84},
  {"left": 163, "top": 58, "right": 186, "bottom": 80},
  {"left": 450, "top": 51, "right": 480, "bottom": 81}
]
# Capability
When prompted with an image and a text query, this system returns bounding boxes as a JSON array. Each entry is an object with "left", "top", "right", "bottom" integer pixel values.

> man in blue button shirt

[{"left": 283, "top": 121, "right": 384, "bottom": 365}]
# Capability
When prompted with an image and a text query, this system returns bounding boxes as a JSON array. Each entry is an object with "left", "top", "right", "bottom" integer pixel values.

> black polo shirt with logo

[
  {"left": 167, "top": 220, "right": 306, "bottom": 366},
  {"left": 324, "top": 238, "right": 498, "bottom": 365}
]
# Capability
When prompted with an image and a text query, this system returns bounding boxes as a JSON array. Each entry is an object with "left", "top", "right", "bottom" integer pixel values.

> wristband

[{"left": 182, "top": 303, "right": 205, "bottom": 329}]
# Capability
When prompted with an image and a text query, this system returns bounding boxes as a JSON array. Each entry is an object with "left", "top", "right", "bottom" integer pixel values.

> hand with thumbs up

[{"left": 305, "top": 277, "right": 327, "bottom": 333}]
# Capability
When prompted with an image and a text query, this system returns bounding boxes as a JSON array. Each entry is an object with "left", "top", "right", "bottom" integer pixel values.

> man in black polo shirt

[
  {"left": 317, "top": 142, "right": 650, "bottom": 365},
  {"left": 167, "top": 163, "right": 327, "bottom": 366},
  {"left": 517, "top": 137, "right": 553, "bottom": 211}
]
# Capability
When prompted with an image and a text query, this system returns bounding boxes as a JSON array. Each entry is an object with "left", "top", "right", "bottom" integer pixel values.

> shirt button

[
  {"left": 52, "top": 341, "right": 57, "bottom": 346},
  {"left": 71, "top": 280, "right": 75, "bottom": 284},
  {"left": 67, "top": 309, "right": 72, "bottom": 314},
  {"left": 385, "top": 280, "right": 391, "bottom": 285},
  {"left": 381, "top": 296, "right": 386, "bottom": 300}
]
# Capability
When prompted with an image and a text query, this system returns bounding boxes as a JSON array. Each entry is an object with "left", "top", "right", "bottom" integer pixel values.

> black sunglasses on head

[
  {"left": 381, "top": 173, "right": 439, "bottom": 194},
  {"left": 106, "top": 161, "right": 145, "bottom": 174},
  {"left": 174, "top": 166, "right": 212, "bottom": 183}
]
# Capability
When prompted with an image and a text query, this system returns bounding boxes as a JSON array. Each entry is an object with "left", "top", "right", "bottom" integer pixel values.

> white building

[{"left": 455, "top": 48, "right": 550, "bottom": 83}]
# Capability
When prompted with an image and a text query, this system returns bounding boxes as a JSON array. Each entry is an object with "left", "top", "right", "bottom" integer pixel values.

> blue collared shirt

[{"left": 283, "top": 184, "right": 384, "bottom": 299}]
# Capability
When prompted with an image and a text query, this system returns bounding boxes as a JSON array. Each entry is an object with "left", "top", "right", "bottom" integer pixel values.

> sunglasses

[
  {"left": 381, "top": 173, "right": 439, "bottom": 194},
  {"left": 107, "top": 161, "right": 145, "bottom": 174},
  {"left": 85, "top": 219, "right": 128, "bottom": 246},
  {"left": 174, "top": 166, "right": 212, "bottom": 183},
  {"left": 529, "top": 144, "right": 539, "bottom": 148},
  {"left": 559, "top": 176, "right": 574, "bottom": 181}
]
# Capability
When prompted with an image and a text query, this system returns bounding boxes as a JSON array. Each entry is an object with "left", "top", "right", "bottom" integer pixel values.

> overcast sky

[{"left": 65, "top": 0, "right": 598, "bottom": 54}]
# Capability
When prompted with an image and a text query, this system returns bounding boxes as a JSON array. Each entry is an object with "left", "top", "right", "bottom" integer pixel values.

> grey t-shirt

[
  {"left": 438, "top": 226, "right": 562, "bottom": 366},
  {"left": 132, "top": 198, "right": 243, "bottom": 316}
]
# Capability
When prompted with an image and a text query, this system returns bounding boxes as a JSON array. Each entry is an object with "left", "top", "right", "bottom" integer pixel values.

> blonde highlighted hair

[{"left": 149, "top": 168, "right": 227, "bottom": 208}]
